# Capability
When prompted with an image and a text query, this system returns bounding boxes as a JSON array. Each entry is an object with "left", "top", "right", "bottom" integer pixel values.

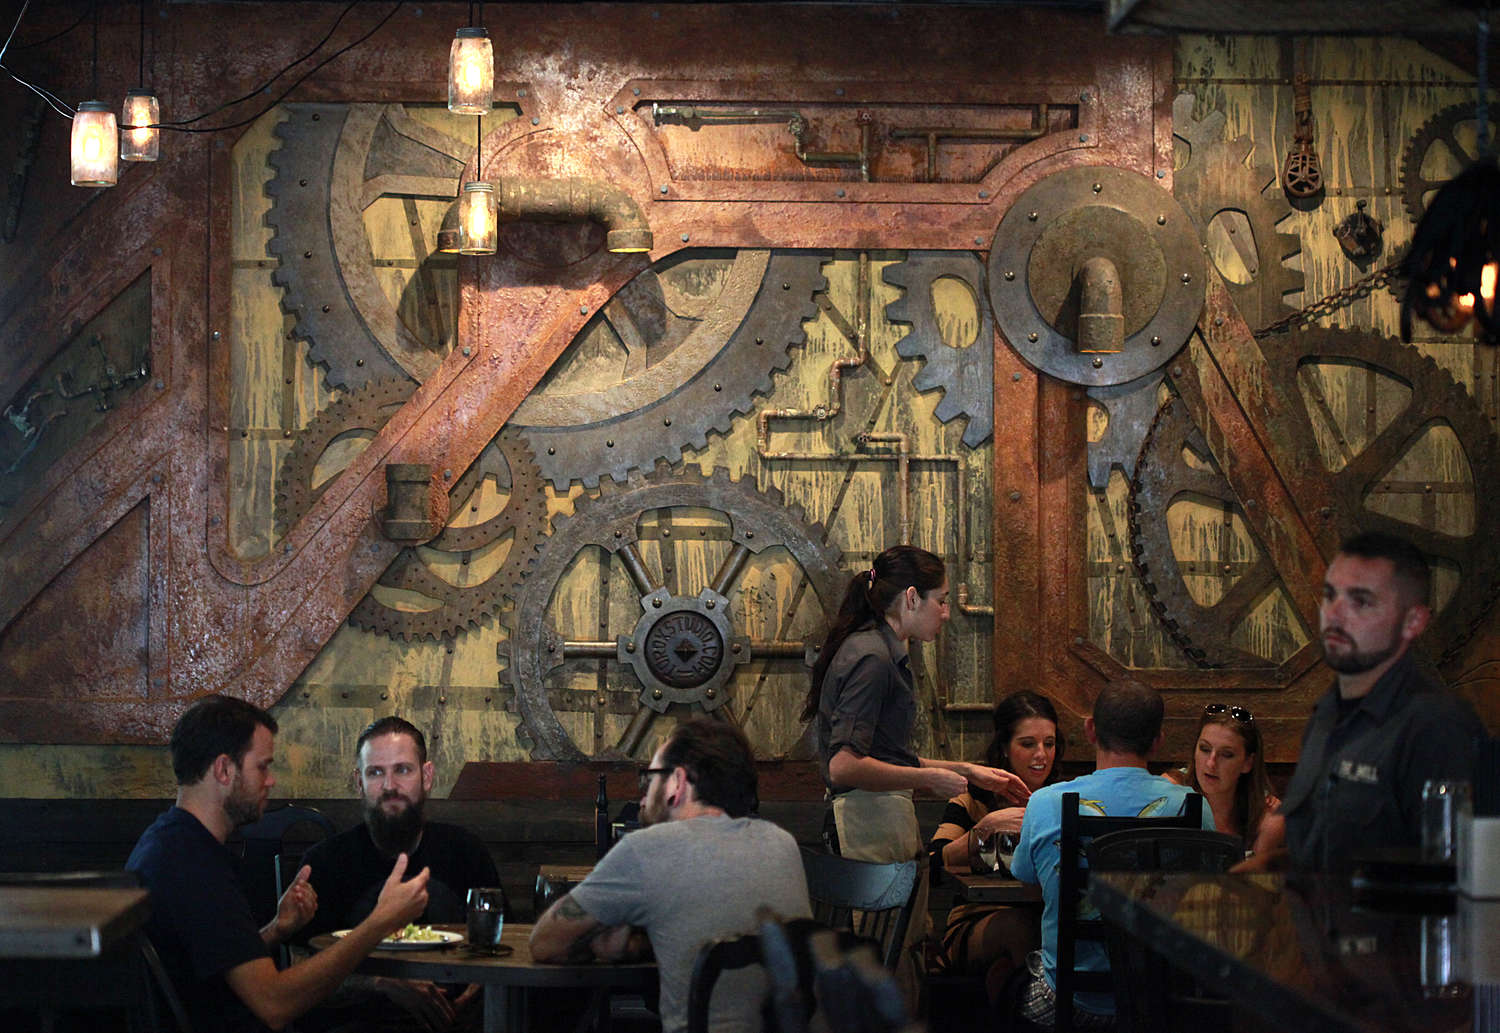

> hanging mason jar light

[
  {"left": 120, "top": 90, "right": 160, "bottom": 162},
  {"left": 71, "top": 101, "right": 119, "bottom": 187},
  {"left": 458, "top": 181, "right": 496, "bottom": 255},
  {"left": 448, "top": 27, "right": 493, "bottom": 115}
]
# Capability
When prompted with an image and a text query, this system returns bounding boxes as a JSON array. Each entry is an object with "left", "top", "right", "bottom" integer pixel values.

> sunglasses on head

[{"left": 1203, "top": 703, "right": 1253, "bottom": 723}]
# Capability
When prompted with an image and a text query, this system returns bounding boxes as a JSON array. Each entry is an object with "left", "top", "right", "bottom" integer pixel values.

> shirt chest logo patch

[{"left": 1335, "top": 759, "right": 1380, "bottom": 784}]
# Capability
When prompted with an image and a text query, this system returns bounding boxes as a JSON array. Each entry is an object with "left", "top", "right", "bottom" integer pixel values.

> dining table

[
  {"left": 0, "top": 885, "right": 156, "bottom": 1025},
  {"left": 313, "top": 921, "right": 658, "bottom": 1033},
  {"left": 949, "top": 870, "right": 1043, "bottom": 905},
  {"left": 1090, "top": 870, "right": 1499, "bottom": 1033}
]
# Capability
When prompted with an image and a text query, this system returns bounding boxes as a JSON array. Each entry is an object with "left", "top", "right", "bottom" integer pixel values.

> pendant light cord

[
  {"left": 1479, "top": 10, "right": 1492, "bottom": 158},
  {"left": 90, "top": 0, "right": 98, "bottom": 99},
  {"left": 138, "top": 0, "right": 145, "bottom": 87}
]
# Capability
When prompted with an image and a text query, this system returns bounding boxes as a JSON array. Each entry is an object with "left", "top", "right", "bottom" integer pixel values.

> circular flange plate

[{"left": 988, "top": 166, "right": 1204, "bottom": 387}]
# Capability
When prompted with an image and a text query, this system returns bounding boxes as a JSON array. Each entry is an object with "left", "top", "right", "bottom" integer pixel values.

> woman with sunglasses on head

[
  {"left": 928, "top": 691, "right": 1062, "bottom": 1000},
  {"left": 804, "top": 545, "right": 1031, "bottom": 865},
  {"left": 1169, "top": 704, "right": 1280, "bottom": 852}
]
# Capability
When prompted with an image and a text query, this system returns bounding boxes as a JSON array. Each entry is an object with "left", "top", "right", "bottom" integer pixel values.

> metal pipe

[
  {"left": 496, "top": 176, "right": 653, "bottom": 253},
  {"left": 1077, "top": 255, "right": 1124, "bottom": 353}
]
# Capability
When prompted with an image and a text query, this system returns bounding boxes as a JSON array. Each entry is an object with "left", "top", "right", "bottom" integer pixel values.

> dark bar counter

[{"left": 1090, "top": 871, "right": 1486, "bottom": 1033}]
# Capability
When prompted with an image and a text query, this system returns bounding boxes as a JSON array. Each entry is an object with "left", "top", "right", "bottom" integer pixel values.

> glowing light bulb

[
  {"left": 448, "top": 28, "right": 493, "bottom": 115},
  {"left": 458, "top": 181, "right": 496, "bottom": 255},
  {"left": 70, "top": 101, "right": 118, "bottom": 187},
  {"left": 121, "top": 91, "right": 160, "bottom": 162}
]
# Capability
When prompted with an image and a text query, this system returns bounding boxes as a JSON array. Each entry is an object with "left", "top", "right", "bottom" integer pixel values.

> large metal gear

[
  {"left": 275, "top": 378, "right": 548, "bottom": 640},
  {"left": 1400, "top": 102, "right": 1500, "bottom": 225},
  {"left": 266, "top": 103, "right": 470, "bottom": 392},
  {"left": 1171, "top": 93, "right": 1304, "bottom": 332},
  {"left": 511, "top": 250, "right": 828, "bottom": 489},
  {"left": 1130, "top": 327, "right": 1500, "bottom": 667},
  {"left": 882, "top": 252, "right": 993, "bottom": 447},
  {"left": 501, "top": 464, "right": 845, "bottom": 762}
]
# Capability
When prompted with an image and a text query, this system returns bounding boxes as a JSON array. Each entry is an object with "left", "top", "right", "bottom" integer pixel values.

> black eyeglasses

[
  {"left": 637, "top": 766, "right": 671, "bottom": 792},
  {"left": 1203, "top": 703, "right": 1254, "bottom": 723}
]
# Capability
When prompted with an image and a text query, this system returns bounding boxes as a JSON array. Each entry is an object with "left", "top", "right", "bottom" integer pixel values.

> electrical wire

[
  {"left": 0, "top": 0, "right": 30, "bottom": 66},
  {"left": 4, "top": 69, "right": 72, "bottom": 118},
  {"left": 1, "top": 0, "right": 400, "bottom": 135},
  {"left": 156, "top": 0, "right": 364, "bottom": 127},
  {"left": 163, "top": 2, "right": 402, "bottom": 134},
  {"left": 10, "top": 1, "right": 86, "bottom": 51}
]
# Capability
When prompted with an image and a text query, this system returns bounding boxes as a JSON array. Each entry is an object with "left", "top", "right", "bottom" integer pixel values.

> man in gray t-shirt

[{"left": 531, "top": 720, "right": 811, "bottom": 1033}]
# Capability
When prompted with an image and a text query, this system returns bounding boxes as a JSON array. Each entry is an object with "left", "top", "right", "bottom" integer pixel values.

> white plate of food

[{"left": 333, "top": 924, "right": 464, "bottom": 950}]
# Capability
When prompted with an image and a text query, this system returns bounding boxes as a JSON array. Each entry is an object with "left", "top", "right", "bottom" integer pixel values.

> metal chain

[{"left": 1253, "top": 255, "right": 1406, "bottom": 338}]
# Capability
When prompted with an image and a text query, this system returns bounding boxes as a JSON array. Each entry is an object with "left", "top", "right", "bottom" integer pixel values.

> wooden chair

[
  {"left": 227, "top": 803, "right": 335, "bottom": 966},
  {"left": 800, "top": 847, "right": 921, "bottom": 970},
  {"left": 1086, "top": 827, "right": 1241, "bottom": 1033},
  {"left": 688, "top": 913, "right": 819, "bottom": 1033},
  {"left": 1051, "top": 791, "right": 1204, "bottom": 1033}
]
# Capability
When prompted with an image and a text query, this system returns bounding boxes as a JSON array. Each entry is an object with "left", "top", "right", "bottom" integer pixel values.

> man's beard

[
  {"left": 365, "top": 793, "right": 425, "bottom": 856},
  {"left": 1322, "top": 628, "right": 1401, "bottom": 674},
  {"left": 225, "top": 774, "right": 263, "bottom": 828}
]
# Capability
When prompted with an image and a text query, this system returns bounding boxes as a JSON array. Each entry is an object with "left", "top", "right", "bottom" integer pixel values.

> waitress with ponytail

[{"left": 805, "top": 545, "right": 1031, "bottom": 863}]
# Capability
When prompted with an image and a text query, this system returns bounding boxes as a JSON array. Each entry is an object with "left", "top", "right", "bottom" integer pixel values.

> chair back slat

[{"left": 799, "top": 848, "right": 920, "bottom": 970}]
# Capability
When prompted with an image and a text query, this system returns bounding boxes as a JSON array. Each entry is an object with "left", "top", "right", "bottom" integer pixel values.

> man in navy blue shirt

[{"left": 127, "top": 695, "right": 430, "bottom": 1033}]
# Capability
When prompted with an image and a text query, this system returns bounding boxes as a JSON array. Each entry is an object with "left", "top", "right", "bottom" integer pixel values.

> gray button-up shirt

[
  {"left": 1281, "top": 650, "right": 1482, "bottom": 872},
  {"left": 814, "top": 621, "right": 921, "bottom": 794}
]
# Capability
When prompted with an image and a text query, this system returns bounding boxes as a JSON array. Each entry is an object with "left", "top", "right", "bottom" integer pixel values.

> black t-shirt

[
  {"left": 126, "top": 806, "right": 272, "bottom": 1033},
  {"left": 299, "top": 821, "right": 500, "bottom": 940}
]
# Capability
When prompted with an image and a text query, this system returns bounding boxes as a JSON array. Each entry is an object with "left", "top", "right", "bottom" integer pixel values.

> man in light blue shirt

[{"left": 1010, "top": 680, "right": 1213, "bottom": 1029}]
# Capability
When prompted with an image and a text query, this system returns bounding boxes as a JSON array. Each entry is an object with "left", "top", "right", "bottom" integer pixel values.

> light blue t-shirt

[{"left": 1009, "top": 766, "right": 1213, "bottom": 1016}]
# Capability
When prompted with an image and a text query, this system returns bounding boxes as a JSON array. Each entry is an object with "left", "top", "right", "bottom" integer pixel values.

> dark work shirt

[
  {"left": 299, "top": 821, "right": 500, "bottom": 940},
  {"left": 126, "top": 807, "right": 272, "bottom": 1033},
  {"left": 815, "top": 621, "right": 921, "bottom": 793},
  {"left": 1281, "top": 651, "right": 1483, "bottom": 872}
]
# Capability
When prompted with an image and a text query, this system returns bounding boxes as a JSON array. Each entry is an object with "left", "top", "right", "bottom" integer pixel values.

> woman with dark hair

[
  {"left": 1167, "top": 704, "right": 1280, "bottom": 853},
  {"left": 804, "top": 545, "right": 1029, "bottom": 864},
  {"left": 928, "top": 691, "right": 1062, "bottom": 996}
]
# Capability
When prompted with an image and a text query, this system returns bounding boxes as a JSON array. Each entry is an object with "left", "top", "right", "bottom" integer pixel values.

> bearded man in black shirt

[{"left": 300, "top": 717, "right": 499, "bottom": 1032}]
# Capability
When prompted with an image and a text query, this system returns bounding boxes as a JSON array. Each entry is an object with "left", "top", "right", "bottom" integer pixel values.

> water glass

[
  {"left": 467, "top": 887, "right": 507, "bottom": 952},
  {"left": 1421, "top": 780, "right": 1473, "bottom": 862},
  {"left": 975, "top": 833, "right": 999, "bottom": 872},
  {"left": 997, "top": 832, "right": 1019, "bottom": 874}
]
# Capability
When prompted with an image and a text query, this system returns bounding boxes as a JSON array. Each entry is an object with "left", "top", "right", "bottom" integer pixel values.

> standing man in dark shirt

[
  {"left": 300, "top": 716, "right": 499, "bottom": 1031},
  {"left": 1275, "top": 532, "right": 1483, "bottom": 872},
  {"left": 126, "top": 695, "right": 430, "bottom": 1033}
]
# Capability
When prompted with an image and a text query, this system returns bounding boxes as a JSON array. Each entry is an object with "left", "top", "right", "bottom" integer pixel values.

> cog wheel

[
  {"left": 1130, "top": 327, "right": 1500, "bottom": 667},
  {"left": 1086, "top": 373, "right": 1163, "bottom": 490},
  {"left": 275, "top": 378, "right": 548, "bottom": 640},
  {"left": 501, "top": 464, "right": 845, "bottom": 761},
  {"left": 267, "top": 103, "right": 470, "bottom": 392},
  {"left": 1400, "top": 102, "right": 1500, "bottom": 224},
  {"left": 274, "top": 378, "right": 416, "bottom": 536},
  {"left": 1172, "top": 93, "right": 1304, "bottom": 331},
  {"left": 511, "top": 250, "right": 828, "bottom": 489},
  {"left": 1128, "top": 397, "right": 1281, "bottom": 668},
  {"left": 882, "top": 252, "right": 993, "bottom": 447}
]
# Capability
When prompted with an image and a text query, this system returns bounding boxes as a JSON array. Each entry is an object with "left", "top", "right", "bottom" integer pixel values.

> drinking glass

[
  {"left": 975, "top": 834, "right": 1000, "bottom": 873},
  {"left": 997, "top": 832, "right": 1019, "bottom": 874},
  {"left": 467, "top": 887, "right": 507, "bottom": 953},
  {"left": 1421, "top": 780, "right": 1472, "bottom": 862}
]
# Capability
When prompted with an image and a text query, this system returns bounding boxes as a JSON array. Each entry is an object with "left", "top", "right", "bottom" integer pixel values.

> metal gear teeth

[
  {"left": 265, "top": 104, "right": 407, "bottom": 393},
  {"left": 514, "top": 251, "right": 828, "bottom": 490},
  {"left": 274, "top": 377, "right": 415, "bottom": 537},
  {"left": 1399, "top": 102, "right": 1500, "bottom": 225},
  {"left": 883, "top": 252, "right": 994, "bottom": 448},
  {"left": 344, "top": 431, "right": 549, "bottom": 642},
  {"left": 1172, "top": 93, "right": 1304, "bottom": 331}
]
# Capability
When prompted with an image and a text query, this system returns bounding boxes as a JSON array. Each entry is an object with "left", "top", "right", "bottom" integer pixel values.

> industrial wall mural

[{"left": 0, "top": 6, "right": 1496, "bottom": 796}]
